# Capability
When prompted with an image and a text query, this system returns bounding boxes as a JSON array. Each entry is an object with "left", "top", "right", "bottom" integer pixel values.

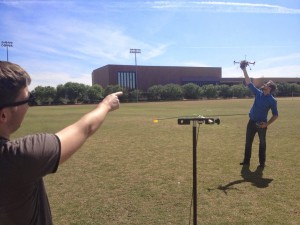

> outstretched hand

[
  {"left": 56, "top": 91, "right": 123, "bottom": 165},
  {"left": 240, "top": 60, "right": 248, "bottom": 70},
  {"left": 101, "top": 91, "right": 123, "bottom": 111}
]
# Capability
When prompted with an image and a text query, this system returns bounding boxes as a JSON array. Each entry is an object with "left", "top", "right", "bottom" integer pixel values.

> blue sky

[{"left": 1, "top": 0, "right": 299, "bottom": 89}]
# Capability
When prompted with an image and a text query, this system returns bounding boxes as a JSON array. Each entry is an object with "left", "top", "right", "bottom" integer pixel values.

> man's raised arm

[
  {"left": 56, "top": 91, "right": 123, "bottom": 165},
  {"left": 240, "top": 60, "right": 251, "bottom": 85}
]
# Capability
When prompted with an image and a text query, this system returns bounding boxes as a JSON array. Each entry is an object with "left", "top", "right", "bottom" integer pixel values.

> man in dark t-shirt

[
  {"left": 0, "top": 134, "right": 60, "bottom": 224},
  {"left": 0, "top": 61, "right": 123, "bottom": 225}
]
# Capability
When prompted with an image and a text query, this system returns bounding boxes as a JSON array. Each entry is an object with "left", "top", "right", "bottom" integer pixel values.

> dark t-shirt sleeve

[
  {"left": 11, "top": 133, "right": 61, "bottom": 182},
  {"left": 0, "top": 133, "right": 61, "bottom": 225}
]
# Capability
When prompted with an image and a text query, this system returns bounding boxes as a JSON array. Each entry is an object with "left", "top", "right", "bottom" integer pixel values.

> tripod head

[{"left": 178, "top": 116, "right": 220, "bottom": 125}]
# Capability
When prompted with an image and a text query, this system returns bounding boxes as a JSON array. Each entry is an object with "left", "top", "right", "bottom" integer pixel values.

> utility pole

[
  {"left": 1, "top": 41, "right": 13, "bottom": 62},
  {"left": 130, "top": 48, "right": 141, "bottom": 102}
]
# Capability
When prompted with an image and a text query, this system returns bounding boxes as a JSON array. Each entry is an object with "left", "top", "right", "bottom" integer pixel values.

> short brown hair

[
  {"left": 267, "top": 80, "right": 277, "bottom": 94},
  {"left": 0, "top": 61, "right": 31, "bottom": 105}
]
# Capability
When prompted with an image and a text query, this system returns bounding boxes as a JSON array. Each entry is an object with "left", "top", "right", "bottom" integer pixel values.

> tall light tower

[
  {"left": 1, "top": 41, "right": 13, "bottom": 62},
  {"left": 130, "top": 48, "right": 141, "bottom": 102}
]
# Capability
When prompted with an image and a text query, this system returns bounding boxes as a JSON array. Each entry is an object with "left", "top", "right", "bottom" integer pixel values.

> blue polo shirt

[{"left": 248, "top": 82, "right": 278, "bottom": 122}]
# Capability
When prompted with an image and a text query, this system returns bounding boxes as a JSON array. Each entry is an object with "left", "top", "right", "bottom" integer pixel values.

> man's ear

[{"left": 0, "top": 109, "right": 8, "bottom": 123}]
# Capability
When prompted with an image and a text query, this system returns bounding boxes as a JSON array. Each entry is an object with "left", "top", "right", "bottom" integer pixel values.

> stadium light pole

[
  {"left": 1, "top": 41, "right": 13, "bottom": 62},
  {"left": 130, "top": 48, "right": 141, "bottom": 102}
]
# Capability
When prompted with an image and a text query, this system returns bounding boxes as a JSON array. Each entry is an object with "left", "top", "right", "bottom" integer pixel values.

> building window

[{"left": 118, "top": 71, "right": 136, "bottom": 89}]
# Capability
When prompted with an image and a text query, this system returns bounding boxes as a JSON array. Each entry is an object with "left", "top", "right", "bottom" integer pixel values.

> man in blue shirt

[{"left": 239, "top": 61, "right": 278, "bottom": 168}]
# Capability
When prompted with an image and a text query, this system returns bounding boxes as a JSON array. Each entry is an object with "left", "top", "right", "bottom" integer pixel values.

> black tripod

[{"left": 178, "top": 116, "right": 220, "bottom": 225}]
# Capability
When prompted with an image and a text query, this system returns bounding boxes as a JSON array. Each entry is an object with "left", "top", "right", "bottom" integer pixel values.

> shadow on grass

[{"left": 208, "top": 165, "right": 273, "bottom": 195}]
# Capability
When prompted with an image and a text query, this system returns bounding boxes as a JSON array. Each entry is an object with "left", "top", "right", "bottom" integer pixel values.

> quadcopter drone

[{"left": 234, "top": 57, "right": 255, "bottom": 70}]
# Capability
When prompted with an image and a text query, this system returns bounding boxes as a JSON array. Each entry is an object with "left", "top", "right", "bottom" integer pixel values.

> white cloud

[
  {"left": 14, "top": 14, "right": 168, "bottom": 63},
  {"left": 29, "top": 71, "right": 91, "bottom": 91},
  {"left": 2, "top": 0, "right": 299, "bottom": 89},
  {"left": 148, "top": 1, "right": 300, "bottom": 14},
  {"left": 142, "top": 44, "right": 169, "bottom": 60}
]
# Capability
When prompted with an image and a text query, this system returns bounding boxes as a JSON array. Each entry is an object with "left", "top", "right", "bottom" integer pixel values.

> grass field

[{"left": 13, "top": 98, "right": 300, "bottom": 225}]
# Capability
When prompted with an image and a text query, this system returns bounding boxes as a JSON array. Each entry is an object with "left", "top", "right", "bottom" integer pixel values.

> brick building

[{"left": 92, "top": 64, "right": 300, "bottom": 90}]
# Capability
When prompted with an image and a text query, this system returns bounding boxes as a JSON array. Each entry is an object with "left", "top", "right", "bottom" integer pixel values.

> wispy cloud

[
  {"left": 147, "top": 1, "right": 300, "bottom": 14},
  {"left": 1, "top": 0, "right": 299, "bottom": 89},
  {"left": 29, "top": 71, "right": 92, "bottom": 90},
  {"left": 1, "top": 5, "right": 169, "bottom": 89},
  {"left": 5, "top": 12, "right": 167, "bottom": 64},
  {"left": 174, "top": 44, "right": 299, "bottom": 49},
  {"left": 7, "top": 1, "right": 298, "bottom": 14}
]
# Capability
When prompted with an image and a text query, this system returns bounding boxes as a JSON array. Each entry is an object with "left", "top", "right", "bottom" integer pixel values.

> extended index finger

[{"left": 114, "top": 91, "right": 123, "bottom": 97}]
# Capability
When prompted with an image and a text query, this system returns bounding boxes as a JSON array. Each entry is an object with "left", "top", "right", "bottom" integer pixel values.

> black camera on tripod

[{"left": 177, "top": 116, "right": 220, "bottom": 125}]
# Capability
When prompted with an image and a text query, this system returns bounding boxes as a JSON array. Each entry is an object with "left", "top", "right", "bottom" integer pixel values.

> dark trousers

[{"left": 243, "top": 120, "right": 267, "bottom": 165}]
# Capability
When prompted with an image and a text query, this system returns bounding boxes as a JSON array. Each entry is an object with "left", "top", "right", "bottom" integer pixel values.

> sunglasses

[{"left": 0, "top": 92, "right": 36, "bottom": 109}]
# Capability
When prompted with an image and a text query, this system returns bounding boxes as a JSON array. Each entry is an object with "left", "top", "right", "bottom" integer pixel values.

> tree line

[{"left": 31, "top": 82, "right": 300, "bottom": 105}]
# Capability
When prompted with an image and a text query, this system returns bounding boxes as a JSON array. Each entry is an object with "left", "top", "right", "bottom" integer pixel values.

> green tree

[
  {"left": 55, "top": 84, "right": 68, "bottom": 104},
  {"left": 147, "top": 85, "right": 164, "bottom": 100},
  {"left": 277, "top": 82, "right": 291, "bottom": 96},
  {"left": 216, "top": 84, "right": 231, "bottom": 98},
  {"left": 230, "top": 84, "right": 249, "bottom": 98},
  {"left": 33, "top": 86, "right": 56, "bottom": 105},
  {"left": 182, "top": 83, "right": 201, "bottom": 99},
  {"left": 63, "top": 82, "right": 87, "bottom": 104},
  {"left": 128, "top": 89, "right": 144, "bottom": 101},
  {"left": 290, "top": 83, "right": 300, "bottom": 96},
  {"left": 203, "top": 84, "right": 218, "bottom": 98},
  {"left": 161, "top": 83, "right": 183, "bottom": 100},
  {"left": 87, "top": 84, "right": 104, "bottom": 103}
]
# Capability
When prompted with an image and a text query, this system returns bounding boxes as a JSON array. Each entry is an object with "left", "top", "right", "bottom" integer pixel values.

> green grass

[{"left": 13, "top": 98, "right": 300, "bottom": 225}]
